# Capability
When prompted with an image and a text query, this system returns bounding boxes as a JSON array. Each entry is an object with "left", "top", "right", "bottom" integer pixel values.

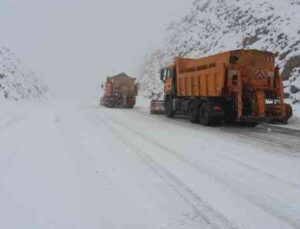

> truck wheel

[
  {"left": 165, "top": 97, "right": 175, "bottom": 118},
  {"left": 188, "top": 101, "right": 199, "bottom": 123},
  {"left": 199, "top": 103, "right": 212, "bottom": 126}
]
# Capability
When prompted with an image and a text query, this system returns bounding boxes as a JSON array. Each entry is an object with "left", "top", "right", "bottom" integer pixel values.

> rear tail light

[{"left": 213, "top": 105, "right": 223, "bottom": 111}]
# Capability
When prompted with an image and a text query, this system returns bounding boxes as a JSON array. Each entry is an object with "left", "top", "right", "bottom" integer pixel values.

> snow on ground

[
  {"left": 282, "top": 99, "right": 300, "bottom": 129},
  {"left": 287, "top": 104, "right": 300, "bottom": 128},
  {"left": 0, "top": 98, "right": 300, "bottom": 229}
]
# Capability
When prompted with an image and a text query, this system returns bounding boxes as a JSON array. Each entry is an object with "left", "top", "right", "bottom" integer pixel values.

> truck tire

[
  {"left": 199, "top": 103, "right": 212, "bottom": 126},
  {"left": 165, "top": 97, "right": 175, "bottom": 118},
  {"left": 188, "top": 100, "right": 199, "bottom": 123}
]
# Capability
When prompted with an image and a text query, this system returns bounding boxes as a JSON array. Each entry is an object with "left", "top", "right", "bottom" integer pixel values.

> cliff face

[
  {"left": 139, "top": 0, "right": 300, "bottom": 103},
  {"left": 0, "top": 46, "right": 48, "bottom": 100}
]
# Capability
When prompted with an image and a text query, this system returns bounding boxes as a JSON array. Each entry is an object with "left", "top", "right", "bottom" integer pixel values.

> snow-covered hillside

[
  {"left": 138, "top": 0, "right": 300, "bottom": 104},
  {"left": 0, "top": 46, "right": 48, "bottom": 100}
]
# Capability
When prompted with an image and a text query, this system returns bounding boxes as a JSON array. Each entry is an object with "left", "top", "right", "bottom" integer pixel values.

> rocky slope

[
  {"left": 0, "top": 46, "right": 48, "bottom": 101},
  {"left": 138, "top": 0, "right": 300, "bottom": 104}
]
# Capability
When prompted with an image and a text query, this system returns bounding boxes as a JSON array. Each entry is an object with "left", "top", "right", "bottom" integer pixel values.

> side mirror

[{"left": 160, "top": 69, "right": 165, "bottom": 82}]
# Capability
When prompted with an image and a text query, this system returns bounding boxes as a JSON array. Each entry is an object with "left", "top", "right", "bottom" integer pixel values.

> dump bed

[
  {"left": 105, "top": 73, "right": 137, "bottom": 97},
  {"left": 174, "top": 50, "right": 277, "bottom": 98},
  {"left": 175, "top": 55, "right": 227, "bottom": 97}
]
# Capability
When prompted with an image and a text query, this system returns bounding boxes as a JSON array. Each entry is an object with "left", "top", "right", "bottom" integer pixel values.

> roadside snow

[
  {"left": 0, "top": 100, "right": 203, "bottom": 228},
  {"left": 0, "top": 46, "right": 48, "bottom": 100}
]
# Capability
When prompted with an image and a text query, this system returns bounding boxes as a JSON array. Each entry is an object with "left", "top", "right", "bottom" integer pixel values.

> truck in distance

[
  {"left": 100, "top": 73, "right": 138, "bottom": 108},
  {"left": 158, "top": 49, "right": 292, "bottom": 126}
]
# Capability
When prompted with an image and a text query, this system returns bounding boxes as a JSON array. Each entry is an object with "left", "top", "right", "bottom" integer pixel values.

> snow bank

[{"left": 0, "top": 46, "right": 48, "bottom": 101}]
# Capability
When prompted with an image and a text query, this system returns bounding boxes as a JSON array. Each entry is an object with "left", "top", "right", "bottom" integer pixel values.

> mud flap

[
  {"left": 256, "top": 90, "right": 266, "bottom": 118},
  {"left": 237, "top": 71, "right": 243, "bottom": 119}
]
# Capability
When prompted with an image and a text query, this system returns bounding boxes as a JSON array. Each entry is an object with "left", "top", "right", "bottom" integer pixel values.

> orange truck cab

[{"left": 160, "top": 49, "right": 292, "bottom": 126}]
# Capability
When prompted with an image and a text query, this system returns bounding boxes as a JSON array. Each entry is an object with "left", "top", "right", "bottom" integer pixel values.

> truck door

[
  {"left": 160, "top": 68, "right": 174, "bottom": 95},
  {"left": 165, "top": 69, "right": 173, "bottom": 94}
]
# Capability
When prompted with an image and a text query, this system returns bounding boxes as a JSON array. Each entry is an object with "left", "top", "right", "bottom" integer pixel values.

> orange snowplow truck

[
  {"left": 100, "top": 73, "right": 138, "bottom": 108},
  {"left": 160, "top": 49, "right": 292, "bottom": 126}
]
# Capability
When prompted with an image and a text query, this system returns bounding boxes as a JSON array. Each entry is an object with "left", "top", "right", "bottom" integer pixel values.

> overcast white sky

[{"left": 0, "top": 0, "right": 191, "bottom": 100}]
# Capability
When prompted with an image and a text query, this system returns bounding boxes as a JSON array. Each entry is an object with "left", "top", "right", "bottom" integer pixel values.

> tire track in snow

[
  {"left": 222, "top": 127, "right": 300, "bottom": 157},
  {"left": 108, "top": 112, "right": 300, "bottom": 189},
  {"left": 129, "top": 108, "right": 300, "bottom": 188},
  {"left": 0, "top": 103, "right": 44, "bottom": 135},
  {"left": 96, "top": 115, "right": 238, "bottom": 229},
  {"left": 0, "top": 113, "right": 27, "bottom": 134},
  {"left": 132, "top": 108, "right": 300, "bottom": 157},
  {"left": 100, "top": 112, "right": 300, "bottom": 229},
  {"left": 260, "top": 124, "right": 300, "bottom": 138}
]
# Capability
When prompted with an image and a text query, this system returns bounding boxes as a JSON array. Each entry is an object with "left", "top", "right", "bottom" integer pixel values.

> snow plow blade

[{"left": 150, "top": 100, "right": 165, "bottom": 114}]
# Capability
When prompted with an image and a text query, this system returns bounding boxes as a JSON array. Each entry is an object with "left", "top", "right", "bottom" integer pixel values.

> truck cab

[{"left": 160, "top": 66, "right": 176, "bottom": 95}]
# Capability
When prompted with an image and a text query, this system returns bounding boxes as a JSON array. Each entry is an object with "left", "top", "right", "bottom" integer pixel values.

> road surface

[{"left": 0, "top": 99, "right": 299, "bottom": 229}]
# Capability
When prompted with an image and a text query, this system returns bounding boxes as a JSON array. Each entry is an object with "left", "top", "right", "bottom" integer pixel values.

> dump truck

[
  {"left": 157, "top": 49, "right": 292, "bottom": 126},
  {"left": 100, "top": 73, "right": 138, "bottom": 108}
]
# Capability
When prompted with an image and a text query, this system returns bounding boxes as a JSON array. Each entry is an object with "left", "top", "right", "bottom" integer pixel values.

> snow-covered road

[{"left": 0, "top": 99, "right": 300, "bottom": 229}]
